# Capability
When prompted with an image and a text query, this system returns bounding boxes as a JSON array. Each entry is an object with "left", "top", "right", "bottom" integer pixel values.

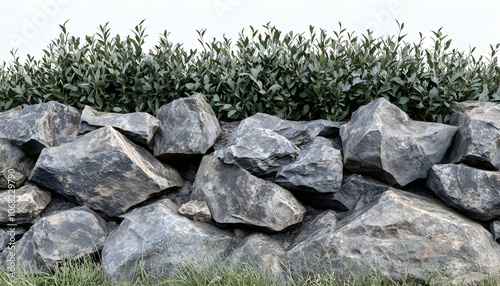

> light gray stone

[
  {"left": 178, "top": 200, "right": 212, "bottom": 223},
  {"left": 0, "top": 139, "right": 35, "bottom": 189},
  {"left": 0, "top": 183, "right": 51, "bottom": 224}
]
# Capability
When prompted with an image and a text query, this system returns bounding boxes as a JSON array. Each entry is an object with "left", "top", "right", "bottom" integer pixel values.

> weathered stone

[
  {"left": 426, "top": 163, "right": 500, "bottom": 220},
  {"left": 449, "top": 100, "right": 498, "bottom": 114},
  {"left": 0, "top": 139, "right": 35, "bottom": 189},
  {"left": 340, "top": 98, "right": 457, "bottom": 186},
  {"left": 285, "top": 189, "right": 500, "bottom": 285},
  {"left": 102, "top": 198, "right": 233, "bottom": 282},
  {"left": 304, "top": 119, "right": 342, "bottom": 138},
  {"left": 448, "top": 102, "right": 500, "bottom": 170},
  {"left": 0, "top": 101, "right": 80, "bottom": 155},
  {"left": 290, "top": 210, "right": 337, "bottom": 249},
  {"left": 276, "top": 137, "right": 343, "bottom": 194},
  {"left": 153, "top": 93, "right": 221, "bottom": 160},
  {"left": 78, "top": 105, "right": 160, "bottom": 145},
  {"left": 215, "top": 127, "right": 300, "bottom": 176},
  {"left": 12, "top": 206, "right": 107, "bottom": 274},
  {"left": 29, "top": 126, "right": 183, "bottom": 218},
  {"left": 231, "top": 113, "right": 312, "bottom": 146},
  {"left": 178, "top": 200, "right": 212, "bottom": 223},
  {"left": 0, "top": 229, "right": 8, "bottom": 252},
  {"left": 0, "top": 183, "right": 51, "bottom": 224},
  {"left": 336, "top": 173, "right": 390, "bottom": 211},
  {"left": 191, "top": 155, "right": 306, "bottom": 232},
  {"left": 490, "top": 221, "right": 500, "bottom": 243}
]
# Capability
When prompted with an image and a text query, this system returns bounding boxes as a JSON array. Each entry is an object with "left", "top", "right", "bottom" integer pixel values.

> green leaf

[
  {"left": 112, "top": 107, "right": 122, "bottom": 112},
  {"left": 398, "top": 97, "right": 409, "bottom": 105}
]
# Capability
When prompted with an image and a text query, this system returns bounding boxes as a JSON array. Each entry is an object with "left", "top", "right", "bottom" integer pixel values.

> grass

[{"left": 1, "top": 257, "right": 500, "bottom": 286}]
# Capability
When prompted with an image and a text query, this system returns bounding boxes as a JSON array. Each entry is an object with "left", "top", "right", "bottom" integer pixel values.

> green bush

[{"left": 0, "top": 20, "right": 499, "bottom": 122}]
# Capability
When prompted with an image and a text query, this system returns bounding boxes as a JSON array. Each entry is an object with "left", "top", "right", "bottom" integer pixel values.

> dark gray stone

[
  {"left": 340, "top": 98, "right": 457, "bottom": 186},
  {"left": 426, "top": 163, "right": 500, "bottom": 220},
  {"left": 447, "top": 102, "right": 500, "bottom": 170},
  {"left": 290, "top": 210, "right": 337, "bottom": 249},
  {"left": 102, "top": 198, "right": 233, "bottom": 282},
  {"left": 153, "top": 93, "right": 221, "bottom": 160},
  {"left": 0, "top": 101, "right": 80, "bottom": 155},
  {"left": 78, "top": 105, "right": 160, "bottom": 145},
  {"left": 0, "top": 229, "right": 8, "bottom": 252},
  {"left": 0, "top": 139, "right": 35, "bottom": 189},
  {"left": 191, "top": 155, "right": 306, "bottom": 232},
  {"left": 215, "top": 127, "right": 300, "bottom": 176},
  {"left": 0, "top": 183, "right": 51, "bottom": 224},
  {"left": 284, "top": 189, "right": 500, "bottom": 285},
  {"left": 490, "top": 221, "right": 500, "bottom": 243},
  {"left": 29, "top": 126, "right": 183, "bottom": 218},
  {"left": 304, "top": 119, "right": 342, "bottom": 138}
]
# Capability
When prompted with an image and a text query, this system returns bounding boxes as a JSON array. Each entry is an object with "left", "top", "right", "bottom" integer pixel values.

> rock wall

[{"left": 2, "top": 94, "right": 500, "bottom": 284}]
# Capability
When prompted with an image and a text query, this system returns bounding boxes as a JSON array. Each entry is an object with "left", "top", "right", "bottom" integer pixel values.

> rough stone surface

[
  {"left": 215, "top": 127, "right": 300, "bottom": 176},
  {"left": 102, "top": 198, "right": 233, "bottom": 282},
  {"left": 285, "top": 189, "right": 500, "bottom": 285},
  {"left": 276, "top": 136, "right": 343, "bottom": 194},
  {"left": 153, "top": 93, "right": 221, "bottom": 160},
  {"left": 191, "top": 155, "right": 306, "bottom": 232},
  {"left": 447, "top": 102, "right": 500, "bottom": 170},
  {"left": 78, "top": 105, "right": 160, "bottom": 145},
  {"left": 12, "top": 206, "right": 108, "bottom": 274},
  {"left": 290, "top": 210, "right": 337, "bottom": 249},
  {"left": 304, "top": 119, "right": 342, "bottom": 138},
  {"left": 0, "top": 139, "right": 35, "bottom": 189},
  {"left": 0, "top": 101, "right": 80, "bottom": 155},
  {"left": 490, "top": 221, "right": 500, "bottom": 243},
  {"left": 340, "top": 98, "right": 457, "bottom": 186},
  {"left": 0, "top": 229, "right": 7, "bottom": 252},
  {"left": 29, "top": 126, "right": 183, "bottom": 218},
  {"left": 178, "top": 200, "right": 212, "bottom": 223},
  {"left": 426, "top": 163, "right": 500, "bottom": 220},
  {"left": 0, "top": 183, "right": 51, "bottom": 224}
]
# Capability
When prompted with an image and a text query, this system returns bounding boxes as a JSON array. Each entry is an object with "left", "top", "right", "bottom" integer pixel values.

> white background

[{"left": 1, "top": 0, "right": 499, "bottom": 63}]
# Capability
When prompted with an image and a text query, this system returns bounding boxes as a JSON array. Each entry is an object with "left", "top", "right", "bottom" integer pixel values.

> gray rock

[
  {"left": 153, "top": 93, "right": 221, "bottom": 160},
  {"left": 191, "top": 155, "right": 306, "bottom": 232},
  {"left": 215, "top": 127, "right": 300, "bottom": 176},
  {"left": 304, "top": 119, "right": 342, "bottom": 138},
  {"left": 12, "top": 206, "right": 107, "bottom": 274},
  {"left": 340, "top": 98, "right": 457, "bottom": 186},
  {"left": 178, "top": 200, "right": 212, "bottom": 223},
  {"left": 78, "top": 105, "right": 160, "bottom": 145},
  {"left": 0, "top": 183, "right": 51, "bottom": 224},
  {"left": 0, "top": 139, "right": 35, "bottom": 189},
  {"left": 449, "top": 100, "right": 499, "bottom": 114},
  {"left": 426, "top": 163, "right": 500, "bottom": 220},
  {"left": 102, "top": 198, "right": 233, "bottom": 282},
  {"left": 336, "top": 173, "right": 391, "bottom": 211},
  {"left": 29, "top": 126, "right": 183, "bottom": 218},
  {"left": 447, "top": 102, "right": 500, "bottom": 170},
  {"left": 231, "top": 113, "right": 312, "bottom": 146},
  {"left": 276, "top": 137, "right": 343, "bottom": 194},
  {"left": 490, "top": 221, "right": 500, "bottom": 243},
  {"left": 0, "top": 101, "right": 80, "bottom": 155},
  {"left": 284, "top": 189, "right": 500, "bottom": 285},
  {"left": 290, "top": 210, "right": 337, "bottom": 249},
  {"left": 0, "top": 229, "right": 8, "bottom": 251}
]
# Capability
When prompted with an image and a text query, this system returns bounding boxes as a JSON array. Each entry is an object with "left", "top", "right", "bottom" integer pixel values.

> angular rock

[
  {"left": 447, "top": 102, "right": 500, "bottom": 170},
  {"left": 78, "top": 105, "right": 160, "bottom": 145},
  {"left": 178, "top": 200, "right": 212, "bottom": 223},
  {"left": 0, "top": 183, "right": 51, "bottom": 224},
  {"left": 102, "top": 198, "right": 233, "bottom": 282},
  {"left": 191, "top": 155, "right": 306, "bottom": 232},
  {"left": 215, "top": 127, "right": 300, "bottom": 176},
  {"left": 0, "top": 101, "right": 80, "bottom": 155},
  {"left": 290, "top": 210, "right": 337, "bottom": 249},
  {"left": 426, "top": 163, "right": 500, "bottom": 220},
  {"left": 153, "top": 93, "right": 221, "bottom": 160},
  {"left": 490, "top": 221, "right": 500, "bottom": 243},
  {"left": 12, "top": 206, "right": 107, "bottom": 274},
  {"left": 304, "top": 119, "right": 342, "bottom": 138},
  {"left": 276, "top": 137, "right": 343, "bottom": 194},
  {"left": 285, "top": 189, "right": 500, "bottom": 285},
  {"left": 231, "top": 113, "right": 311, "bottom": 146},
  {"left": 29, "top": 126, "right": 183, "bottom": 218},
  {"left": 449, "top": 100, "right": 498, "bottom": 114},
  {"left": 0, "top": 229, "right": 8, "bottom": 252},
  {"left": 340, "top": 98, "right": 457, "bottom": 186},
  {"left": 335, "top": 173, "right": 390, "bottom": 211},
  {"left": 0, "top": 139, "right": 35, "bottom": 189}
]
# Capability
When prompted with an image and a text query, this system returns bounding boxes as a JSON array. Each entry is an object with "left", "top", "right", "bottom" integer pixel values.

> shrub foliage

[{"left": 0, "top": 21, "right": 499, "bottom": 122}]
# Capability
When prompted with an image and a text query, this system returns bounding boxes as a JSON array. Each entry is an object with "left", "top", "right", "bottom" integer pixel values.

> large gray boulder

[
  {"left": 0, "top": 139, "right": 35, "bottom": 189},
  {"left": 0, "top": 101, "right": 80, "bottom": 155},
  {"left": 11, "top": 206, "right": 107, "bottom": 274},
  {"left": 276, "top": 137, "right": 343, "bottom": 194},
  {"left": 447, "top": 101, "right": 500, "bottom": 170},
  {"left": 304, "top": 119, "right": 342, "bottom": 138},
  {"left": 284, "top": 189, "right": 500, "bottom": 285},
  {"left": 153, "top": 93, "right": 221, "bottom": 160},
  {"left": 0, "top": 183, "right": 51, "bottom": 224},
  {"left": 29, "top": 126, "right": 183, "bottom": 218},
  {"left": 102, "top": 198, "right": 233, "bottom": 282},
  {"left": 426, "top": 163, "right": 500, "bottom": 220},
  {"left": 340, "top": 98, "right": 457, "bottom": 186},
  {"left": 215, "top": 127, "right": 300, "bottom": 176},
  {"left": 78, "top": 105, "right": 160, "bottom": 145},
  {"left": 191, "top": 155, "right": 306, "bottom": 232}
]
